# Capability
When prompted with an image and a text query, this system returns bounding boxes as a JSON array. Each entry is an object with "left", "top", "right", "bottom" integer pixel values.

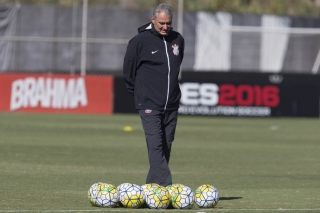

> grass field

[{"left": 0, "top": 112, "right": 319, "bottom": 213}]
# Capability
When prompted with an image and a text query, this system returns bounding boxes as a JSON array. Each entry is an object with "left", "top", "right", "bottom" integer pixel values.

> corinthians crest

[{"left": 172, "top": 44, "right": 179, "bottom": 56}]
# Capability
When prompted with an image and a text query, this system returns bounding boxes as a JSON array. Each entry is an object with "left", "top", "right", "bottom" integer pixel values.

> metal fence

[{"left": 0, "top": 0, "right": 320, "bottom": 75}]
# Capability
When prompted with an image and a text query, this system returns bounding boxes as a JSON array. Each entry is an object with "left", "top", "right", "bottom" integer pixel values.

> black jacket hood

[{"left": 137, "top": 22, "right": 152, "bottom": 33}]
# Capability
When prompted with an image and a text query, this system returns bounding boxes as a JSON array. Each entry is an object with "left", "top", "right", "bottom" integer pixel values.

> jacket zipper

[{"left": 163, "top": 37, "right": 170, "bottom": 110}]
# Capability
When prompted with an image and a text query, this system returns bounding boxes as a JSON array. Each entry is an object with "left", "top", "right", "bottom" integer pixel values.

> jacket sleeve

[{"left": 123, "top": 38, "right": 140, "bottom": 95}]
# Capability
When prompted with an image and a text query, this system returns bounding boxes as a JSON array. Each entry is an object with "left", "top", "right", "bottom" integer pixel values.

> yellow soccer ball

[
  {"left": 119, "top": 183, "right": 145, "bottom": 208},
  {"left": 145, "top": 185, "right": 171, "bottom": 209},
  {"left": 166, "top": 183, "right": 185, "bottom": 198},
  {"left": 195, "top": 184, "right": 219, "bottom": 208},
  {"left": 141, "top": 183, "right": 160, "bottom": 195},
  {"left": 87, "top": 182, "right": 102, "bottom": 206},
  {"left": 171, "top": 185, "right": 195, "bottom": 209},
  {"left": 95, "top": 183, "right": 119, "bottom": 207}
]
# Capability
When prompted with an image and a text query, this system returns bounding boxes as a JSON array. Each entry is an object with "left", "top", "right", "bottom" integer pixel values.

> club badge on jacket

[{"left": 172, "top": 44, "right": 179, "bottom": 56}]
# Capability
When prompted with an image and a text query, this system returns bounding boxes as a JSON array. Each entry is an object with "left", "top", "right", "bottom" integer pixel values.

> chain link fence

[
  {"left": 0, "top": 0, "right": 320, "bottom": 75},
  {"left": 0, "top": 0, "right": 162, "bottom": 76}
]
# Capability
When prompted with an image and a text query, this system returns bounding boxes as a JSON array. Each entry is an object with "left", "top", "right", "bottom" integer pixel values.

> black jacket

[{"left": 123, "top": 23, "right": 184, "bottom": 110}]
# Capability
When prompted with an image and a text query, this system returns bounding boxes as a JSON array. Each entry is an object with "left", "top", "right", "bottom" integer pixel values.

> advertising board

[
  {"left": 179, "top": 72, "right": 319, "bottom": 117},
  {"left": 114, "top": 72, "right": 319, "bottom": 117},
  {"left": 0, "top": 74, "right": 113, "bottom": 114}
]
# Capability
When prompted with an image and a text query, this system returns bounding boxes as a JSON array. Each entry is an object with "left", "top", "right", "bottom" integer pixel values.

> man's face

[{"left": 152, "top": 12, "right": 172, "bottom": 36}]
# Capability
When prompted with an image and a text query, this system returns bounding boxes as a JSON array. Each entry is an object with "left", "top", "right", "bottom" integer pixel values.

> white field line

[{"left": 0, "top": 209, "right": 320, "bottom": 212}]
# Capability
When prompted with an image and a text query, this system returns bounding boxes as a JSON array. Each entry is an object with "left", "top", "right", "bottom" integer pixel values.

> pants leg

[
  {"left": 139, "top": 109, "right": 178, "bottom": 186},
  {"left": 162, "top": 110, "right": 178, "bottom": 164}
]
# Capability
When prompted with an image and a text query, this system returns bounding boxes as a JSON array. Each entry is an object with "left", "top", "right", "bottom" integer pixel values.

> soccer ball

[
  {"left": 118, "top": 183, "right": 145, "bottom": 208},
  {"left": 141, "top": 183, "right": 160, "bottom": 207},
  {"left": 117, "top": 183, "right": 132, "bottom": 194},
  {"left": 116, "top": 183, "right": 132, "bottom": 207},
  {"left": 87, "top": 182, "right": 102, "bottom": 206},
  {"left": 166, "top": 183, "right": 185, "bottom": 208},
  {"left": 166, "top": 183, "right": 185, "bottom": 198},
  {"left": 145, "top": 185, "right": 171, "bottom": 209},
  {"left": 141, "top": 183, "right": 160, "bottom": 202},
  {"left": 195, "top": 184, "right": 219, "bottom": 208},
  {"left": 141, "top": 183, "right": 160, "bottom": 196},
  {"left": 171, "top": 185, "right": 195, "bottom": 209},
  {"left": 95, "top": 183, "right": 119, "bottom": 207}
]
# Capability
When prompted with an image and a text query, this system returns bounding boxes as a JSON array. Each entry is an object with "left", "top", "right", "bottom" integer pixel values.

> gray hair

[{"left": 152, "top": 3, "right": 173, "bottom": 17}]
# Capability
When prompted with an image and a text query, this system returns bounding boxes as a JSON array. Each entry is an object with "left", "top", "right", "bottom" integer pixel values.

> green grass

[{"left": 0, "top": 112, "right": 320, "bottom": 213}]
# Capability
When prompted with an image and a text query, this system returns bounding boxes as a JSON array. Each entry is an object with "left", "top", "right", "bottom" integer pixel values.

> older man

[{"left": 123, "top": 3, "right": 184, "bottom": 186}]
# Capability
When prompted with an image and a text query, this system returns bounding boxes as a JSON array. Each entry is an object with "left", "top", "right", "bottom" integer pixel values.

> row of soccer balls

[{"left": 88, "top": 182, "right": 219, "bottom": 209}]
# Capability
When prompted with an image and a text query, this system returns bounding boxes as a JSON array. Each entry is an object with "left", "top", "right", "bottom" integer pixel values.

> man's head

[{"left": 151, "top": 3, "right": 173, "bottom": 36}]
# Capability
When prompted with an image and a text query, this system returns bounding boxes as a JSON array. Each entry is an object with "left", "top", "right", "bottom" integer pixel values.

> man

[{"left": 123, "top": 3, "right": 184, "bottom": 187}]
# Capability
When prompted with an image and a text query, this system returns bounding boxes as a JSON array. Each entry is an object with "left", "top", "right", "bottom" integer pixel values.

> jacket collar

[
  {"left": 137, "top": 22, "right": 171, "bottom": 38},
  {"left": 151, "top": 23, "right": 164, "bottom": 38}
]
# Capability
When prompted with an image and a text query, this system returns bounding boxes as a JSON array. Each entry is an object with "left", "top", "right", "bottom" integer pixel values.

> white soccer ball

[
  {"left": 141, "top": 183, "right": 160, "bottom": 204},
  {"left": 141, "top": 183, "right": 160, "bottom": 195},
  {"left": 117, "top": 183, "right": 132, "bottom": 194},
  {"left": 171, "top": 185, "right": 195, "bottom": 209},
  {"left": 95, "top": 183, "right": 119, "bottom": 207},
  {"left": 145, "top": 185, "right": 171, "bottom": 209},
  {"left": 195, "top": 184, "right": 219, "bottom": 208},
  {"left": 118, "top": 183, "right": 145, "bottom": 208},
  {"left": 87, "top": 182, "right": 102, "bottom": 206},
  {"left": 166, "top": 183, "right": 185, "bottom": 198},
  {"left": 116, "top": 183, "right": 133, "bottom": 207}
]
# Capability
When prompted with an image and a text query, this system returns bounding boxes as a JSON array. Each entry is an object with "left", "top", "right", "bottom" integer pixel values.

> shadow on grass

[{"left": 219, "top": 197, "right": 243, "bottom": 200}]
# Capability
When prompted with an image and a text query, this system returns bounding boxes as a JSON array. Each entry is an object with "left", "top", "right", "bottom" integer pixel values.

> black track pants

[{"left": 139, "top": 109, "right": 178, "bottom": 187}]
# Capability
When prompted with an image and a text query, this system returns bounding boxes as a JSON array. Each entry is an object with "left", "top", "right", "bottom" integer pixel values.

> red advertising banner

[{"left": 0, "top": 74, "right": 113, "bottom": 114}]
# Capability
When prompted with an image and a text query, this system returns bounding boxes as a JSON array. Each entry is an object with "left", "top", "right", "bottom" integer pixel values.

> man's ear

[{"left": 151, "top": 16, "right": 155, "bottom": 24}]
